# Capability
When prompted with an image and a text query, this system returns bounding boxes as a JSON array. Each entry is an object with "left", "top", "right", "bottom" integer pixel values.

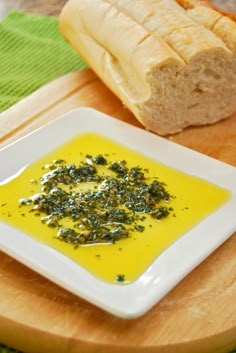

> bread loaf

[{"left": 60, "top": 0, "right": 236, "bottom": 135}]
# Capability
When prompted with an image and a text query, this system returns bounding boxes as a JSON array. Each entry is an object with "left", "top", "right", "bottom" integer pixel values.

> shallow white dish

[{"left": 0, "top": 107, "right": 236, "bottom": 319}]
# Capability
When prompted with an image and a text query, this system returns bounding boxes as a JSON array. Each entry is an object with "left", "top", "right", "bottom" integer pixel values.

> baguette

[{"left": 60, "top": 0, "right": 236, "bottom": 135}]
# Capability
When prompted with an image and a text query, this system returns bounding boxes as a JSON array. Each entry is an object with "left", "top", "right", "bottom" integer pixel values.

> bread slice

[{"left": 60, "top": 0, "right": 236, "bottom": 135}]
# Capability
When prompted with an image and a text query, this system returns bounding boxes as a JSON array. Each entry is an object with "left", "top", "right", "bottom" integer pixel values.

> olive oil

[{"left": 0, "top": 133, "right": 231, "bottom": 283}]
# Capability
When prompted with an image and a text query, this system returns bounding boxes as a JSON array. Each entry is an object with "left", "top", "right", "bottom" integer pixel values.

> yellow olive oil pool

[{"left": 0, "top": 133, "right": 231, "bottom": 283}]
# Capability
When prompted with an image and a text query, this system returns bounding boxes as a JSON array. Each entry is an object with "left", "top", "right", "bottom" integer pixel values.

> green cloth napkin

[
  {"left": 0, "top": 346, "right": 19, "bottom": 353},
  {"left": 0, "top": 10, "right": 88, "bottom": 113}
]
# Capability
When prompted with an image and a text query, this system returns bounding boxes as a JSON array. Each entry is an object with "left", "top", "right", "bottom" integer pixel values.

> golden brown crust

[
  {"left": 176, "top": 0, "right": 216, "bottom": 10},
  {"left": 176, "top": 0, "right": 236, "bottom": 21}
]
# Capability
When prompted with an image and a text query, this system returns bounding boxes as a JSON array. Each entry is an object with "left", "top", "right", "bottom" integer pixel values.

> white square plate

[{"left": 0, "top": 107, "right": 236, "bottom": 318}]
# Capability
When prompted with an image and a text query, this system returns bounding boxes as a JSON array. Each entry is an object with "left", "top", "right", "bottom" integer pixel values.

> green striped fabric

[
  {"left": 0, "top": 11, "right": 88, "bottom": 113},
  {"left": 0, "top": 346, "right": 20, "bottom": 353}
]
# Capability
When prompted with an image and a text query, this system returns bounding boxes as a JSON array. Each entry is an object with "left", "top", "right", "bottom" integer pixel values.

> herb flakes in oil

[{"left": 19, "top": 155, "right": 173, "bottom": 246}]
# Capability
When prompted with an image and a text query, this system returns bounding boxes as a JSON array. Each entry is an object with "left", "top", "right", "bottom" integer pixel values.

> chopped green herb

[
  {"left": 93, "top": 154, "right": 107, "bottom": 165},
  {"left": 116, "top": 274, "right": 125, "bottom": 282},
  {"left": 53, "top": 159, "right": 66, "bottom": 164},
  {"left": 19, "top": 154, "right": 173, "bottom": 246},
  {"left": 134, "top": 225, "right": 145, "bottom": 232}
]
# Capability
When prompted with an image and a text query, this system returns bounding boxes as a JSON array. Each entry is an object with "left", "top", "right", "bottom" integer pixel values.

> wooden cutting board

[{"left": 0, "top": 69, "right": 236, "bottom": 353}]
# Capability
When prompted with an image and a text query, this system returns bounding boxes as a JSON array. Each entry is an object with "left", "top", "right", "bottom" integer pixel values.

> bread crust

[
  {"left": 176, "top": 0, "right": 219, "bottom": 10},
  {"left": 184, "top": 1, "right": 236, "bottom": 53},
  {"left": 177, "top": 0, "right": 236, "bottom": 21},
  {"left": 60, "top": 0, "right": 236, "bottom": 135}
]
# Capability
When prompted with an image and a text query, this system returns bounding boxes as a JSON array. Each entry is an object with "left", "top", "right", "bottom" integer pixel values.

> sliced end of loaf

[{"left": 139, "top": 47, "right": 236, "bottom": 135}]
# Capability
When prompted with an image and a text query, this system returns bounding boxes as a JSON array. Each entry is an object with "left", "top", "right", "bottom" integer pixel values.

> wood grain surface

[{"left": 0, "top": 69, "right": 236, "bottom": 353}]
